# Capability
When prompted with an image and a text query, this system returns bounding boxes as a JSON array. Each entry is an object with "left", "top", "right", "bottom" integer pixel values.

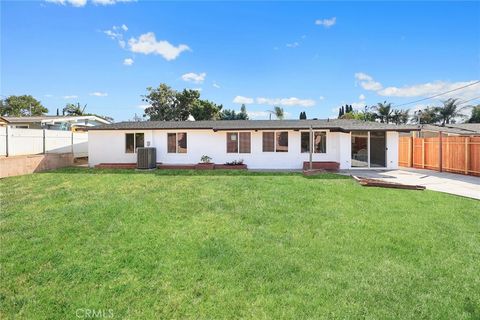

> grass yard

[{"left": 1, "top": 168, "right": 479, "bottom": 319}]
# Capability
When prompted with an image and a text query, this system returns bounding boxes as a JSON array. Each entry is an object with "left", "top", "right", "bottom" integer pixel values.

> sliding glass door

[
  {"left": 370, "top": 131, "right": 386, "bottom": 167},
  {"left": 351, "top": 131, "right": 368, "bottom": 167},
  {"left": 351, "top": 131, "right": 387, "bottom": 168}
]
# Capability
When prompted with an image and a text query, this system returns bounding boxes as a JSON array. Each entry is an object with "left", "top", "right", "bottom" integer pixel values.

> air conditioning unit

[{"left": 137, "top": 147, "right": 157, "bottom": 169}]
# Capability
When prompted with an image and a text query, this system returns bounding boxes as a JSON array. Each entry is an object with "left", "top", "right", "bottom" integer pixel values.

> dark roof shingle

[{"left": 88, "top": 119, "right": 418, "bottom": 132}]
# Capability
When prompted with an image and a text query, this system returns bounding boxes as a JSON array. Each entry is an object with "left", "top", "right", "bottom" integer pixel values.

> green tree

[
  {"left": 190, "top": 100, "right": 223, "bottom": 120},
  {"left": 467, "top": 105, "right": 480, "bottom": 123},
  {"left": 143, "top": 85, "right": 205, "bottom": 121},
  {"left": 391, "top": 109, "right": 409, "bottom": 125},
  {"left": 63, "top": 103, "right": 86, "bottom": 116},
  {"left": 435, "top": 98, "right": 466, "bottom": 125},
  {"left": 268, "top": 106, "right": 284, "bottom": 120},
  {"left": 413, "top": 107, "right": 440, "bottom": 124},
  {"left": 220, "top": 105, "right": 249, "bottom": 120},
  {"left": 299, "top": 111, "right": 307, "bottom": 120},
  {"left": 373, "top": 101, "right": 393, "bottom": 123},
  {"left": 0, "top": 95, "right": 48, "bottom": 116}
]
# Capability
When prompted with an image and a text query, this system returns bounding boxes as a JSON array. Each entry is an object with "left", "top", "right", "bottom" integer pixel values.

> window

[
  {"left": 125, "top": 133, "right": 144, "bottom": 153},
  {"left": 301, "top": 131, "right": 326, "bottom": 153},
  {"left": 276, "top": 132, "right": 288, "bottom": 152},
  {"left": 167, "top": 132, "right": 187, "bottom": 153},
  {"left": 263, "top": 131, "right": 288, "bottom": 152},
  {"left": 262, "top": 132, "right": 275, "bottom": 152},
  {"left": 227, "top": 132, "right": 251, "bottom": 153}
]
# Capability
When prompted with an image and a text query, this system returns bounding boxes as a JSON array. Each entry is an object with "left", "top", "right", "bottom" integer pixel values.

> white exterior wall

[{"left": 88, "top": 129, "right": 401, "bottom": 169}]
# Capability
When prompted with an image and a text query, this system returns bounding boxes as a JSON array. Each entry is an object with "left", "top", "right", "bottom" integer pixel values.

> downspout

[{"left": 309, "top": 125, "right": 313, "bottom": 170}]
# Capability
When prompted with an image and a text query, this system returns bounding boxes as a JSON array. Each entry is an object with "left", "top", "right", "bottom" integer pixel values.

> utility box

[{"left": 137, "top": 147, "right": 156, "bottom": 169}]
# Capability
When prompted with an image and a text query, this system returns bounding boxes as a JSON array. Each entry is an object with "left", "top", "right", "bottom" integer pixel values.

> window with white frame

[
  {"left": 226, "top": 132, "right": 251, "bottom": 153},
  {"left": 301, "top": 131, "right": 326, "bottom": 153},
  {"left": 167, "top": 132, "right": 187, "bottom": 153},
  {"left": 125, "top": 133, "right": 144, "bottom": 153},
  {"left": 262, "top": 131, "right": 288, "bottom": 152}
]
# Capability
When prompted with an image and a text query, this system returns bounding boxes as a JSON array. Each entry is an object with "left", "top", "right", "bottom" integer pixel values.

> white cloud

[
  {"left": 123, "top": 58, "right": 134, "bottom": 66},
  {"left": 137, "top": 104, "right": 150, "bottom": 110},
  {"left": 378, "top": 80, "right": 480, "bottom": 100},
  {"left": 233, "top": 96, "right": 254, "bottom": 104},
  {"left": 359, "top": 94, "right": 366, "bottom": 100},
  {"left": 256, "top": 97, "right": 316, "bottom": 107},
  {"left": 46, "top": 0, "right": 134, "bottom": 6},
  {"left": 213, "top": 82, "right": 221, "bottom": 89},
  {"left": 104, "top": 25, "right": 128, "bottom": 48},
  {"left": 89, "top": 92, "right": 108, "bottom": 97},
  {"left": 128, "top": 32, "right": 190, "bottom": 61},
  {"left": 315, "top": 17, "right": 336, "bottom": 28},
  {"left": 63, "top": 95, "right": 78, "bottom": 99},
  {"left": 92, "top": 0, "right": 136, "bottom": 5},
  {"left": 319, "top": 96, "right": 325, "bottom": 100},
  {"left": 248, "top": 110, "right": 292, "bottom": 120},
  {"left": 354, "top": 72, "right": 383, "bottom": 91},
  {"left": 46, "top": 0, "right": 87, "bottom": 7},
  {"left": 286, "top": 42, "right": 299, "bottom": 48},
  {"left": 181, "top": 72, "right": 206, "bottom": 84},
  {"left": 355, "top": 72, "right": 480, "bottom": 101}
]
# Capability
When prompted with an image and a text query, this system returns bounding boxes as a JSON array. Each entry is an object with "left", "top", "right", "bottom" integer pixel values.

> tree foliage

[
  {"left": 63, "top": 103, "right": 87, "bottom": 116},
  {"left": 268, "top": 106, "right": 284, "bottom": 120},
  {"left": 467, "top": 105, "right": 480, "bottom": 123},
  {"left": 0, "top": 95, "right": 48, "bottom": 116},
  {"left": 220, "top": 104, "right": 249, "bottom": 120},
  {"left": 435, "top": 98, "right": 465, "bottom": 125},
  {"left": 190, "top": 99, "right": 223, "bottom": 121},
  {"left": 142, "top": 84, "right": 224, "bottom": 121},
  {"left": 299, "top": 111, "right": 307, "bottom": 119},
  {"left": 373, "top": 101, "right": 393, "bottom": 123}
]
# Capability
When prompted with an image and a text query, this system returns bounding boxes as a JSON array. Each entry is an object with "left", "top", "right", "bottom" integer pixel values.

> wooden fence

[{"left": 399, "top": 135, "right": 480, "bottom": 176}]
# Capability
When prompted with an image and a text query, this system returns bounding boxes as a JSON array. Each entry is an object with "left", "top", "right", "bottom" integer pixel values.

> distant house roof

[
  {"left": 1, "top": 115, "right": 111, "bottom": 125},
  {"left": 89, "top": 119, "right": 418, "bottom": 132},
  {"left": 420, "top": 123, "right": 480, "bottom": 135}
]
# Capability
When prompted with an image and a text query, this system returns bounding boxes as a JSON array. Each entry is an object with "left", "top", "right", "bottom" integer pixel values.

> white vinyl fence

[{"left": 0, "top": 127, "right": 88, "bottom": 157}]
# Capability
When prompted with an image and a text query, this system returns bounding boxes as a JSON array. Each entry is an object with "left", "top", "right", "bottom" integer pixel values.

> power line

[
  {"left": 395, "top": 80, "right": 480, "bottom": 107},
  {"left": 458, "top": 96, "right": 480, "bottom": 105}
]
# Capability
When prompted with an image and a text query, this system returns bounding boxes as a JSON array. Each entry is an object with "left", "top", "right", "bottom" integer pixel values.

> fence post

[
  {"left": 465, "top": 137, "right": 469, "bottom": 175},
  {"left": 408, "top": 137, "right": 413, "bottom": 167},
  {"left": 438, "top": 131, "right": 442, "bottom": 172},
  {"left": 5, "top": 126, "right": 9, "bottom": 157},
  {"left": 43, "top": 129, "right": 46, "bottom": 154},
  {"left": 422, "top": 139, "right": 425, "bottom": 169}
]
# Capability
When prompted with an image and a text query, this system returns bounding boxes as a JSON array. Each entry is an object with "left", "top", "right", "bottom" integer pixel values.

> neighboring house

[
  {"left": 410, "top": 123, "right": 480, "bottom": 138},
  {"left": 0, "top": 115, "right": 111, "bottom": 131},
  {"left": 88, "top": 119, "right": 417, "bottom": 170}
]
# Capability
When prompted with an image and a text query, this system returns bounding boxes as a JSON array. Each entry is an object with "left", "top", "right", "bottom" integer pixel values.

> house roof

[
  {"left": 88, "top": 119, "right": 419, "bottom": 132},
  {"left": 420, "top": 123, "right": 480, "bottom": 135},
  {"left": 1, "top": 115, "right": 111, "bottom": 124}
]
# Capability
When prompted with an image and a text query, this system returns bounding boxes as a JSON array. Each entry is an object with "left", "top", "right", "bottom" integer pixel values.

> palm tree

[
  {"left": 391, "top": 109, "right": 409, "bottom": 125},
  {"left": 373, "top": 101, "right": 393, "bottom": 123},
  {"left": 268, "top": 106, "right": 284, "bottom": 120},
  {"left": 435, "top": 98, "right": 466, "bottom": 125},
  {"left": 63, "top": 103, "right": 86, "bottom": 116}
]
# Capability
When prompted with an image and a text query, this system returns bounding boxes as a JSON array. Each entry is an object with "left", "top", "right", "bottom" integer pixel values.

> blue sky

[{"left": 1, "top": 0, "right": 479, "bottom": 121}]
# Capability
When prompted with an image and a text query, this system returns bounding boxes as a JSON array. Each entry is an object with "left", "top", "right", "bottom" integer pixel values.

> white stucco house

[{"left": 88, "top": 119, "right": 417, "bottom": 170}]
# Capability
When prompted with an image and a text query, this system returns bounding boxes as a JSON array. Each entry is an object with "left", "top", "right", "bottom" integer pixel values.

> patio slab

[{"left": 340, "top": 168, "right": 480, "bottom": 200}]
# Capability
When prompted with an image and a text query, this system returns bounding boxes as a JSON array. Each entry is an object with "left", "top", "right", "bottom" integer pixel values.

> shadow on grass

[{"left": 43, "top": 167, "right": 351, "bottom": 180}]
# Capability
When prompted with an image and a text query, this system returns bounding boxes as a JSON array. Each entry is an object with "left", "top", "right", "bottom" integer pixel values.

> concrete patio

[{"left": 340, "top": 168, "right": 480, "bottom": 200}]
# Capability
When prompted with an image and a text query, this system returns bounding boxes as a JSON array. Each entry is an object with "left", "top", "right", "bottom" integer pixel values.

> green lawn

[{"left": 1, "top": 168, "right": 479, "bottom": 319}]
